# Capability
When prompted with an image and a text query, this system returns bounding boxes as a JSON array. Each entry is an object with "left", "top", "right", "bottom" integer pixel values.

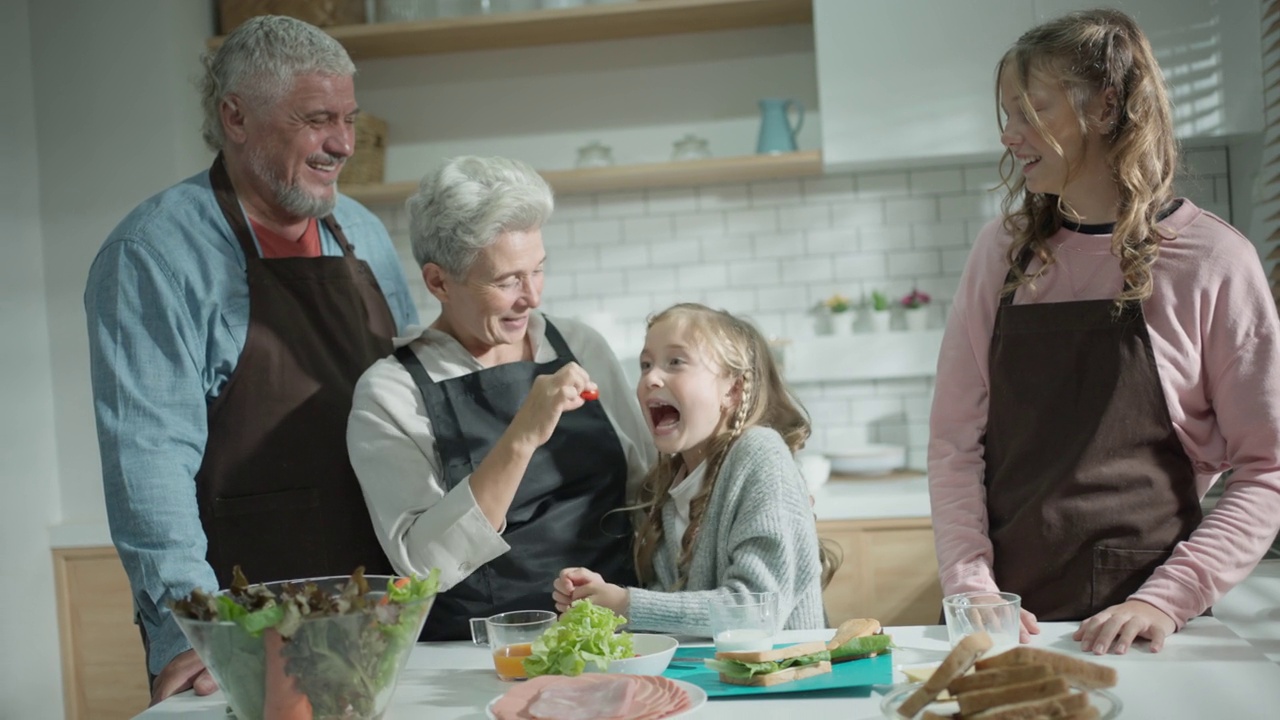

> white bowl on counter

[
  {"left": 797, "top": 453, "right": 832, "bottom": 491},
  {"left": 828, "top": 444, "right": 907, "bottom": 476}
]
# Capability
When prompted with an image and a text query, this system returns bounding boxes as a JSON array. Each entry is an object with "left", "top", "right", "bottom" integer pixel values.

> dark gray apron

[
  {"left": 983, "top": 262, "right": 1202, "bottom": 621},
  {"left": 396, "top": 319, "right": 636, "bottom": 640}
]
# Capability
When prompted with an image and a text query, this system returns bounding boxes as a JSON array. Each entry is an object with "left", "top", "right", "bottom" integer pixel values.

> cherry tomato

[{"left": 580, "top": 388, "right": 600, "bottom": 401}]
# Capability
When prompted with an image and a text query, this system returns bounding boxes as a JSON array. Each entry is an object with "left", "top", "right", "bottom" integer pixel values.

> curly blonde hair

[
  {"left": 996, "top": 8, "right": 1179, "bottom": 307},
  {"left": 630, "top": 304, "right": 841, "bottom": 590}
]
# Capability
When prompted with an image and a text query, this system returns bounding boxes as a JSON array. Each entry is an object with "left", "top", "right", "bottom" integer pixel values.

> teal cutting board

[{"left": 661, "top": 645, "right": 892, "bottom": 698}]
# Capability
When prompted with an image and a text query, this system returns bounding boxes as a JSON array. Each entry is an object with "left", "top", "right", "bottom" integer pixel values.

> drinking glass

[
  {"left": 942, "top": 591, "right": 1021, "bottom": 656},
  {"left": 469, "top": 609, "right": 556, "bottom": 680},
  {"left": 708, "top": 591, "right": 778, "bottom": 653}
]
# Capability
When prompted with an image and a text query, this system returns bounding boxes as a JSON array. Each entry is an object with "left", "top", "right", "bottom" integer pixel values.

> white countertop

[
  {"left": 50, "top": 476, "right": 932, "bottom": 549},
  {"left": 134, "top": 618, "right": 1280, "bottom": 719}
]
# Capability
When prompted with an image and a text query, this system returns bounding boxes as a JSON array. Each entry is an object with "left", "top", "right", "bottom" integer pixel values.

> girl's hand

[
  {"left": 1073, "top": 599, "right": 1176, "bottom": 655},
  {"left": 553, "top": 567, "right": 629, "bottom": 616},
  {"left": 1019, "top": 607, "right": 1040, "bottom": 643},
  {"left": 508, "top": 363, "right": 593, "bottom": 451}
]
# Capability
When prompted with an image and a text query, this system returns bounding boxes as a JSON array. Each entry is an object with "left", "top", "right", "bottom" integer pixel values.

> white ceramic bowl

[
  {"left": 828, "top": 444, "right": 906, "bottom": 476},
  {"left": 587, "top": 633, "right": 678, "bottom": 675},
  {"left": 797, "top": 453, "right": 832, "bottom": 491}
]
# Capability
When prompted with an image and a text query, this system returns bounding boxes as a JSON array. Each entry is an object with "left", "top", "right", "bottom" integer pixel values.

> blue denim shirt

[{"left": 84, "top": 169, "right": 417, "bottom": 675}]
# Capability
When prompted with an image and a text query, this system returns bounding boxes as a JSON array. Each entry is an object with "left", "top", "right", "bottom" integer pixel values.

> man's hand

[
  {"left": 150, "top": 648, "right": 218, "bottom": 706},
  {"left": 1073, "top": 599, "right": 1176, "bottom": 655}
]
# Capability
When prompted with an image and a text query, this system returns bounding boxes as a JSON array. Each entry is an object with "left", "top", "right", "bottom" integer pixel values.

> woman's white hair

[
  {"left": 199, "top": 15, "right": 355, "bottom": 153},
  {"left": 408, "top": 156, "right": 554, "bottom": 277}
]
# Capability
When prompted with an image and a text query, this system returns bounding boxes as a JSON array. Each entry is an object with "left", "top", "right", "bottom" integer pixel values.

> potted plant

[
  {"left": 867, "top": 290, "right": 892, "bottom": 333},
  {"left": 901, "top": 288, "right": 932, "bottom": 331},
  {"left": 820, "top": 293, "right": 853, "bottom": 335}
]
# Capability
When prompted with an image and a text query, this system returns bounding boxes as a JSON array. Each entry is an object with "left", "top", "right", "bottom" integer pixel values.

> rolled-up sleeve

[
  {"left": 85, "top": 238, "right": 219, "bottom": 676},
  {"left": 347, "top": 355, "right": 510, "bottom": 590}
]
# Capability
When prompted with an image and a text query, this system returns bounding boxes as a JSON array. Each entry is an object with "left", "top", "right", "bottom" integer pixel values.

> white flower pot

[
  {"left": 869, "top": 311, "right": 892, "bottom": 333},
  {"left": 904, "top": 307, "right": 930, "bottom": 331}
]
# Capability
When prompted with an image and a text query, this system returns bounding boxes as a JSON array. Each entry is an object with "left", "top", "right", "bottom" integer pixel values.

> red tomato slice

[{"left": 580, "top": 389, "right": 600, "bottom": 401}]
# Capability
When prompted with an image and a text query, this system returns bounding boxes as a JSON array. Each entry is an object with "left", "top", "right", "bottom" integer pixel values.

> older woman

[{"left": 348, "top": 156, "right": 653, "bottom": 639}]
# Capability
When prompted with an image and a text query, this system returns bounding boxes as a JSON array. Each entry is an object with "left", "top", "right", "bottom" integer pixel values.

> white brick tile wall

[
  {"left": 674, "top": 212, "right": 727, "bottom": 237},
  {"left": 858, "top": 172, "right": 910, "bottom": 198},
  {"left": 571, "top": 219, "right": 623, "bottom": 246},
  {"left": 727, "top": 208, "right": 780, "bottom": 234},
  {"left": 910, "top": 168, "right": 965, "bottom": 194},
  {"left": 779, "top": 204, "right": 832, "bottom": 232},
  {"left": 750, "top": 179, "right": 804, "bottom": 206},
  {"left": 698, "top": 184, "right": 750, "bottom": 211},
  {"left": 369, "top": 147, "right": 1232, "bottom": 473},
  {"left": 697, "top": 235, "right": 754, "bottom": 262},
  {"left": 623, "top": 216, "right": 674, "bottom": 241},
  {"left": 645, "top": 188, "right": 699, "bottom": 215},
  {"left": 594, "top": 190, "right": 646, "bottom": 218}
]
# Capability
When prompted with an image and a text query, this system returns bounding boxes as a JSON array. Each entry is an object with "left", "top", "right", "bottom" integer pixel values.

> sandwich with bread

[{"left": 705, "top": 617, "right": 892, "bottom": 687}]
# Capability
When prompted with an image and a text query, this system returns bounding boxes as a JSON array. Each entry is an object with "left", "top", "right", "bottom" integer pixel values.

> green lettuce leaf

[
  {"left": 831, "top": 634, "right": 893, "bottom": 662},
  {"left": 704, "top": 650, "right": 831, "bottom": 679},
  {"left": 523, "top": 599, "right": 633, "bottom": 678}
]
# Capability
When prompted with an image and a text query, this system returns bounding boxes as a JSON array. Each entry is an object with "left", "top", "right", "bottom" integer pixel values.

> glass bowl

[
  {"left": 174, "top": 574, "right": 435, "bottom": 720},
  {"left": 879, "top": 681, "right": 1122, "bottom": 720}
]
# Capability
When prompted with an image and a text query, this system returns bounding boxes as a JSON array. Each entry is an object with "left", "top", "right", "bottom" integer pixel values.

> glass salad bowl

[{"left": 172, "top": 569, "right": 437, "bottom": 720}]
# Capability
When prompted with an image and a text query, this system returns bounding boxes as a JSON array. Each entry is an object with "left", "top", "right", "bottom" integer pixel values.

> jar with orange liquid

[{"left": 469, "top": 610, "right": 556, "bottom": 681}]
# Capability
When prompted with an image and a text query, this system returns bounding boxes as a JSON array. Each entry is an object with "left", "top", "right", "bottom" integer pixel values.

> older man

[{"left": 84, "top": 16, "right": 416, "bottom": 703}]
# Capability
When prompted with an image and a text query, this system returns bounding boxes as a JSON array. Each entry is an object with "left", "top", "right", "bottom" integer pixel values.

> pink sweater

[{"left": 928, "top": 199, "right": 1280, "bottom": 627}]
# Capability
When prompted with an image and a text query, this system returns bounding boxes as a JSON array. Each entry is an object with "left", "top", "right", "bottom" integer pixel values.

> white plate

[
  {"left": 878, "top": 681, "right": 1121, "bottom": 719},
  {"left": 485, "top": 677, "right": 706, "bottom": 719},
  {"left": 828, "top": 444, "right": 906, "bottom": 475}
]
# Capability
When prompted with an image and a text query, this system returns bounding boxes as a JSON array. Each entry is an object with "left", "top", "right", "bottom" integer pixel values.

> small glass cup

[
  {"left": 469, "top": 609, "right": 556, "bottom": 681},
  {"left": 708, "top": 591, "right": 778, "bottom": 653},
  {"left": 942, "top": 591, "right": 1021, "bottom": 656}
]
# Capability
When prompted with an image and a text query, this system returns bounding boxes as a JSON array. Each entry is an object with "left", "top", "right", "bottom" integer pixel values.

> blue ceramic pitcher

[{"left": 756, "top": 99, "right": 804, "bottom": 154}]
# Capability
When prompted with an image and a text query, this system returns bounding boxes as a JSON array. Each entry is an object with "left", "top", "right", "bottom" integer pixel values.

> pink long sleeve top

[{"left": 928, "top": 199, "right": 1280, "bottom": 627}]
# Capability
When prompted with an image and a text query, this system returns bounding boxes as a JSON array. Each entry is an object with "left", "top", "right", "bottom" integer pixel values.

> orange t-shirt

[{"left": 249, "top": 217, "right": 322, "bottom": 259}]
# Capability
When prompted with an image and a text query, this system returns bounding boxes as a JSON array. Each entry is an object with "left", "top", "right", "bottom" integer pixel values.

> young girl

[
  {"left": 929, "top": 8, "right": 1280, "bottom": 657},
  {"left": 552, "top": 303, "right": 835, "bottom": 634}
]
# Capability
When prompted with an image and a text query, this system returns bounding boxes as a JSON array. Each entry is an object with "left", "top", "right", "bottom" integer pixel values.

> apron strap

[
  {"left": 395, "top": 345, "right": 435, "bottom": 389},
  {"left": 542, "top": 317, "right": 572, "bottom": 358}
]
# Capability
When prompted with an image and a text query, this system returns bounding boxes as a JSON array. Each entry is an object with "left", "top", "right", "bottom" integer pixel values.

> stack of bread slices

[{"left": 895, "top": 632, "right": 1117, "bottom": 720}]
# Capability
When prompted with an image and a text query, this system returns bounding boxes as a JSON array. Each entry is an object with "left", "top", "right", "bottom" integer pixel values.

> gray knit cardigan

[{"left": 625, "top": 426, "right": 827, "bottom": 636}]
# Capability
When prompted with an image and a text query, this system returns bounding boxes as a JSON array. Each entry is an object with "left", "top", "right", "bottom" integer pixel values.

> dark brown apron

[
  {"left": 195, "top": 154, "right": 397, "bottom": 588},
  {"left": 396, "top": 320, "right": 636, "bottom": 640},
  {"left": 983, "top": 265, "right": 1202, "bottom": 621}
]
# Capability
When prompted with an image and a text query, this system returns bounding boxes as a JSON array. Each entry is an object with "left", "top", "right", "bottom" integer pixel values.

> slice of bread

[
  {"left": 717, "top": 659, "right": 832, "bottom": 687},
  {"left": 973, "top": 647, "right": 1117, "bottom": 689},
  {"left": 827, "top": 617, "right": 882, "bottom": 650},
  {"left": 715, "top": 640, "right": 829, "bottom": 664},
  {"left": 947, "top": 664, "right": 1053, "bottom": 695},
  {"left": 956, "top": 676, "right": 1069, "bottom": 715},
  {"left": 963, "top": 690, "right": 1089, "bottom": 720},
  {"left": 920, "top": 712, "right": 956, "bottom": 720},
  {"left": 896, "top": 631, "right": 994, "bottom": 718}
]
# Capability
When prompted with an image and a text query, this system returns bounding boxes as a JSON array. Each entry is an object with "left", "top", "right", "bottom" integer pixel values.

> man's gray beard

[{"left": 248, "top": 146, "right": 337, "bottom": 219}]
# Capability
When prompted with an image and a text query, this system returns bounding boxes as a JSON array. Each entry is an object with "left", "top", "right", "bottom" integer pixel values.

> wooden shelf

[
  {"left": 208, "top": 0, "right": 812, "bottom": 60},
  {"left": 341, "top": 150, "right": 821, "bottom": 204}
]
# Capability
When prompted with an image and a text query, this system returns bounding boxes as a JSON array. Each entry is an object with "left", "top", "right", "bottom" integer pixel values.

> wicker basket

[
  {"left": 342, "top": 113, "right": 388, "bottom": 185},
  {"left": 218, "top": 0, "right": 366, "bottom": 34}
]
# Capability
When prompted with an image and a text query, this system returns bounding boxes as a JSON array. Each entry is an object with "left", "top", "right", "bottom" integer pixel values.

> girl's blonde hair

[
  {"left": 996, "top": 8, "right": 1178, "bottom": 307},
  {"left": 630, "top": 304, "right": 841, "bottom": 589}
]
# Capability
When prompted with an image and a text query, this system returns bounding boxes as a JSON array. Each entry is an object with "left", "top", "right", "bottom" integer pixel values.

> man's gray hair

[
  {"left": 408, "top": 157, "right": 554, "bottom": 277},
  {"left": 199, "top": 15, "right": 356, "bottom": 153}
]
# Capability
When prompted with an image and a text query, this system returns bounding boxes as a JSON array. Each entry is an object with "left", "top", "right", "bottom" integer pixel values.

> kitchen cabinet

[
  {"left": 818, "top": 517, "right": 943, "bottom": 627},
  {"left": 53, "top": 547, "right": 149, "bottom": 720},
  {"left": 210, "top": 0, "right": 822, "bottom": 203},
  {"left": 814, "top": 0, "right": 1262, "bottom": 172}
]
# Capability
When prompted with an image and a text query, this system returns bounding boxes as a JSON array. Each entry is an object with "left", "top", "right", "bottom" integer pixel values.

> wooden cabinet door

[
  {"left": 54, "top": 547, "right": 150, "bottom": 720},
  {"left": 819, "top": 518, "right": 943, "bottom": 628}
]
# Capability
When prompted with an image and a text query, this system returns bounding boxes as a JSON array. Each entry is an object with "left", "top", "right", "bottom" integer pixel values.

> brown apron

[
  {"left": 195, "top": 154, "right": 397, "bottom": 588},
  {"left": 983, "top": 266, "right": 1202, "bottom": 621}
]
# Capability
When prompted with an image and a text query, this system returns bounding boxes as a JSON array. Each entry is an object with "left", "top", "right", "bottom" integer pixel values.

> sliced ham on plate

[{"left": 490, "top": 674, "right": 692, "bottom": 720}]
